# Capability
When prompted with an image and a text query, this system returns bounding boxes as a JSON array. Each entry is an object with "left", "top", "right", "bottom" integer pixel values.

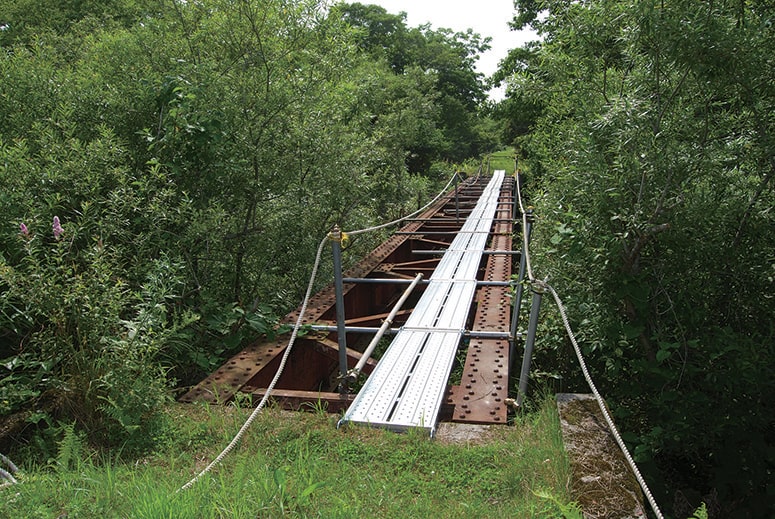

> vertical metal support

[
  {"left": 510, "top": 208, "right": 534, "bottom": 371},
  {"left": 329, "top": 225, "right": 349, "bottom": 394},
  {"left": 454, "top": 173, "right": 460, "bottom": 223},
  {"left": 516, "top": 281, "right": 545, "bottom": 407}
]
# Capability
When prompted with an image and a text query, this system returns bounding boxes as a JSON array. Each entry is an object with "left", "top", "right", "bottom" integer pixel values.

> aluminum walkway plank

[{"left": 341, "top": 171, "right": 506, "bottom": 435}]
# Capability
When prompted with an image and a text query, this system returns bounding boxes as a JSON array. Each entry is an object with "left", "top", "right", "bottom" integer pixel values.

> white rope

[
  {"left": 545, "top": 282, "right": 664, "bottom": 519},
  {"left": 179, "top": 236, "right": 328, "bottom": 491},
  {"left": 0, "top": 453, "right": 18, "bottom": 488},
  {"left": 515, "top": 171, "right": 535, "bottom": 282},
  {"left": 346, "top": 170, "right": 462, "bottom": 236},
  {"left": 0, "top": 454, "right": 18, "bottom": 475},
  {"left": 178, "top": 167, "right": 474, "bottom": 491},
  {"left": 0, "top": 468, "right": 17, "bottom": 486},
  {"left": 512, "top": 166, "right": 663, "bottom": 517}
]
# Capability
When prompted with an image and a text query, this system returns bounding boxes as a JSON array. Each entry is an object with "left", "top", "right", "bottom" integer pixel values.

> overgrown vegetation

[
  {"left": 2, "top": 0, "right": 771, "bottom": 517},
  {"left": 0, "top": 0, "right": 499, "bottom": 451},
  {"left": 495, "top": 1, "right": 775, "bottom": 516}
]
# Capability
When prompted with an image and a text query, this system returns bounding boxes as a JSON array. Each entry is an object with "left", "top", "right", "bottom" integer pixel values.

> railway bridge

[
  {"left": 180, "top": 168, "right": 659, "bottom": 518},
  {"left": 181, "top": 169, "right": 532, "bottom": 435}
]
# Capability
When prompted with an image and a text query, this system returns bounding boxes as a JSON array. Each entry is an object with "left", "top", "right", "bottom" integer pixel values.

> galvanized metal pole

[
  {"left": 329, "top": 225, "right": 349, "bottom": 394},
  {"left": 512, "top": 160, "right": 518, "bottom": 219},
  {"left": 347, "top": 273, "right": 424, "bottom": 382},
  {"left": 454, "top": 173, "right": 460, "bottom": 223},
  {"left": 516, "top": 281, "right": 545, "bottom": 407},
  {"left": 308, "top": 324, "right": 511, "bottom": 340}
]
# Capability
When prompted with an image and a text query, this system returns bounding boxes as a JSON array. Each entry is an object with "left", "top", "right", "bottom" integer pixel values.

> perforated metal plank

[
  {"left": 342, "top": 171, "right": 505, "bottom": 434},
  {"left": 389, "top": 330, "right": 461, "bottom": 427},
  {"left": 344, "top": 329, "right": 462, "bottom": 432}
]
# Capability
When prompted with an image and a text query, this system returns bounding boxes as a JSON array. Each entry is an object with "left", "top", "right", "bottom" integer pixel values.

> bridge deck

[{"left": 341, "top": 170, "right": 506, "bottom": 434}]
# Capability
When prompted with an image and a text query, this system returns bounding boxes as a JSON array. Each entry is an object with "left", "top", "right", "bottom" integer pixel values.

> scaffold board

[{"left": 341, "top": 170, "right": 506, "bottom": 435}]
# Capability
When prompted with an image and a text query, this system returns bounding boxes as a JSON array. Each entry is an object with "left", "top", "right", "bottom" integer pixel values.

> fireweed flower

[
  {"left": 19, "top": 222, "right": 29, "bottom": 237},
  {"left": 52, "top": 216, "right": 64, "bottom": 239}
]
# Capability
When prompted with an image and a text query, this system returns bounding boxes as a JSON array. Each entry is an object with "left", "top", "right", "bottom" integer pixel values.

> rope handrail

[
  {"left": 347, "top": 169, "right": 462, "bottom": 236},
  {"left": 513, "top": 166, "right": 664, "bottom": 519},
  {"left": 545, "top": 282, "right": 663, "bottom": 518},
  {"left": 0, "top": 453, "right": 18, "bottom": 489},
  {"left": 179, "top": 236, "right": 328, "bottom": 491},
  {"left": 176, "top": 160, "right": 663, "bottom": 519}
]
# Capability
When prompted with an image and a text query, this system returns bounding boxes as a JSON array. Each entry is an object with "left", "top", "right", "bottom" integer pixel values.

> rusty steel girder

[{"left": 181, "top": 174, "right": 519, "bottom": 426}]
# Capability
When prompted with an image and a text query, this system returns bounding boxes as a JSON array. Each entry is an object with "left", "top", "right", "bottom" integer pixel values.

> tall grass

[{"left": 1, "top": 396, "right": 576, "bottom": 518}]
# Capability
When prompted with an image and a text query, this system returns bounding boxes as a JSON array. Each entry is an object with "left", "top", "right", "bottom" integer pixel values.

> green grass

[
  {"left": 1, "top": 396, "right": 576, "bottom": 518},
  {"left": 487, "top": 148, "right": 518, "bottom": 174}
]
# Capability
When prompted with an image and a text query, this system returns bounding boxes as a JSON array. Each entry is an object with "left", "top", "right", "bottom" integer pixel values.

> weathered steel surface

[
  {"left": 180, "top": 186, "right": 464, "bottom": 405},
  {"left": 179, "top": 337, "right": 377, "bottom": 404},
  {"left": 247, "top": 389, "right": 356, "bottom": 414},
  {"left": 182, "top": 173, "right": 518, "bottom": 428},
  {"left": 341, "top": 172, "right": 509, "bottom": 433}
]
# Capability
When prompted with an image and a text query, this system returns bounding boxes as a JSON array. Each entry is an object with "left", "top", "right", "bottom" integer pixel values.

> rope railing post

[
  {"left": 512, "top": 159, "right": 519, "bottom": 219},
  {"left": 516, "top": 279, "right": 546, "bottom": 408},
  {"left": 512, "top": 172, "right": 518, "bottom": 223},
  {"left": 346, "top": 273, "right": 424, "bottom": 382},
  {"left": 328, "top": 225, "right": 349, "bottom": 395},
  {"left": 177, "top": 171, "right": 481, "bottom": 492},
  {"left": 454, "top": 173, "right": 461, "bottom": 224},
  {"left": 509, "top": 164, "right": 664, "bottom": 517}
]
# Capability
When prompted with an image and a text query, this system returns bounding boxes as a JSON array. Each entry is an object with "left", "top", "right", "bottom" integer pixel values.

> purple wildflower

[
  {"left": 52, "top": 216, "right": 64, "bottom": 239},
  {"left": 19, "top": 222, "right": 29, "bottom": 237}
]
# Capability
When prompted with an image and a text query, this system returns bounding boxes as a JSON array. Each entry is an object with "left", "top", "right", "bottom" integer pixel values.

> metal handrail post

[
  {"left": 512, "top": 161, "right": 519, "bottom": 222},
  {"left": 329, "top": 225, "right": 349, "bottom": 394},
  {"left": 516, "top": 281, "right": 545, "bottom": 407},
  {"left": 455, "top": 173, "right": 460, "bottom": 223}
]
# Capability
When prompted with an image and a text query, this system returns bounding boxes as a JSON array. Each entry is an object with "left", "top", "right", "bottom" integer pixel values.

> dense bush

[
  {"left": 499, "top": 0, "right": 775, "bottom": 516},
  {"left": 0, "top": 0, "right": 495, "bottom": 452}
]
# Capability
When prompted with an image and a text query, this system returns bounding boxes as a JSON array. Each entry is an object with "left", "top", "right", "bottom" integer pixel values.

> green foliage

[
  {"left": 0, "top": 0, "right": 157, "bottom": 46},
  {"left": 54, "top": 422, "right": 86, "bottom": 473},
  {"left": 498, "top": 0, "right": 775, "bottom": 516},
  {"left": 689, "top": 503, "right": 709, "bottom": 519},
  {"left": 0, "top": 218, "right": 184, "bottom": 448},
  {"left": 0, "top": 0, "right": 496, "bottom": 456},
  {"left": 532, "top": 488, "right": 583, "bottom": 519},
  {"left": 335, "top": 2, "right": 496, "bottom": 169}
]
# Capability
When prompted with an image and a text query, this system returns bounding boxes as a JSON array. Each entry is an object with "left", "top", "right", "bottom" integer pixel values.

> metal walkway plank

[{"left": 342, "top": 171, "right": 506, "bottom": 434}]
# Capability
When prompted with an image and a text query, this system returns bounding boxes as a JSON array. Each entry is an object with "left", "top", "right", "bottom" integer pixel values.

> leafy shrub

[{"left": 0, "top": 215, "right": 192, "bottom": 450}]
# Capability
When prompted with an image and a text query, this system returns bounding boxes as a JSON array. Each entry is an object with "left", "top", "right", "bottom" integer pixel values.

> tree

[
  {"left": 0, "top": 0, "right": 453, "bottom": 447},
  {"left": 488, "top": 44, "right": 543, "bottom": 145},
  {"left": 332, "top": 1, "right": 409, "bottom": 71},
  {"left": 334, "top": 3, "right": 495, "bottom": 169},
  {"left": 499, "top": 0, "right": 775, "bottom": 515},
  {"left": 0, "top": 0, "right": 160, "bottom": 46}
]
